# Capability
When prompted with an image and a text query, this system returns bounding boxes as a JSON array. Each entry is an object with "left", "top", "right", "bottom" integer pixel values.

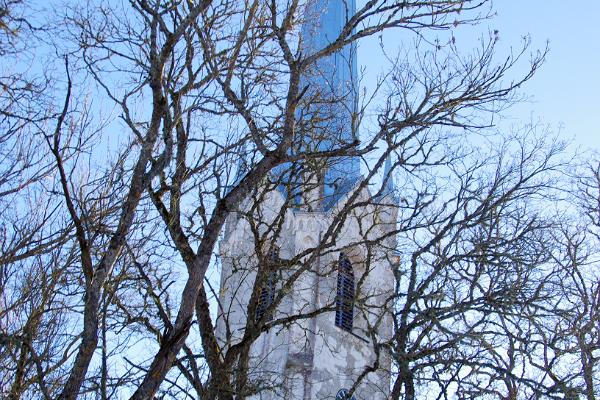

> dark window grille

[
  {"left": 335, "top": 253, "right": 354, "bottom": 331},
  {"left": 255, "top": 250, "right": 278, "bottom": 322}
]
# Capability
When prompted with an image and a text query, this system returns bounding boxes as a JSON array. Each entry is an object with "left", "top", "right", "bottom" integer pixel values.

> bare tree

[
  {"left": 386, "top": 125, "right": 567, "bottom": 399},
  {"left": 5, "top": 0, "right": 596, "bottom": 399},
  {"left": 522, "top": 162, "right": 600, "bottom": 400},
  {"left": 0, "top": 2, "right": 80, "bottom": 398}
]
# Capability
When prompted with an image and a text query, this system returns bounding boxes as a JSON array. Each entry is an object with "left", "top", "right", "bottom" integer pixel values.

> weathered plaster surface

[{"left": 217, "top": 185, "right": 396, "bottom": 399}]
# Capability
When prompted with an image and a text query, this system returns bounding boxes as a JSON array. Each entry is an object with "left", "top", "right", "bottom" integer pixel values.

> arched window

[
  {"left": 335, "top": 253, "right": 354, "bottom": 331},
  {"left": 255, "top": 249, "right": 278, "bottom": 322}
]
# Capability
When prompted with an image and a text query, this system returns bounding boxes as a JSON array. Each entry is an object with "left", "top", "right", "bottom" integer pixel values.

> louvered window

[
  {"left": 255, "top": 250, "right": 278, "bottom": 322},
  {"left": 335, "top": 253, "right": 354, "bottom": 331}
]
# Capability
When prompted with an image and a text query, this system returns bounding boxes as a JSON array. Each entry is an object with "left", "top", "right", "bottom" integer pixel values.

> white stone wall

[{"left": 217, "top": 185, "right": 396, "bottom": 399}]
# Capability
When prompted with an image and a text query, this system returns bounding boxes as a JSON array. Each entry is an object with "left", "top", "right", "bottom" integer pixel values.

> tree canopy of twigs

[{"left": 0, "top": 0, "right": 598, "bottom": 399}]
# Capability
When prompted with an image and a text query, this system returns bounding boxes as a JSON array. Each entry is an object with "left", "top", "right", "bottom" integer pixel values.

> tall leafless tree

[{"left": 3, "top": 0, "right": 598, "bottom": 399}]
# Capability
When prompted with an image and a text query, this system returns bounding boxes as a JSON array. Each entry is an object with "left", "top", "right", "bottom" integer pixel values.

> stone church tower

[{"left": 216, "top": 1, "right": 397, "bottom": 399}]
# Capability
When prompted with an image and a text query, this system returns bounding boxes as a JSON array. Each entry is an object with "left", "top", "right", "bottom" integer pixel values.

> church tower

[{"left": 216, "top": 1, "right": 397, "bottom": 398}]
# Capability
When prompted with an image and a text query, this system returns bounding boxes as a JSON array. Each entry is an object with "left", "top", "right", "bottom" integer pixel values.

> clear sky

[
  {"left": 357, "top": 1, "right": 600, "bottom": 152},
  {"left": 480, "top": 1, "right": 599, "bottom": 150}
]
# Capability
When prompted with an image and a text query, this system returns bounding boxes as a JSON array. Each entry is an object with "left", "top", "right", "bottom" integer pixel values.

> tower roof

[
  {"left": 274, "top": 0, "right": 360, "bottom": 210},
  {"left": 380, "top": 154, "right": 398, "bottom": 203}
]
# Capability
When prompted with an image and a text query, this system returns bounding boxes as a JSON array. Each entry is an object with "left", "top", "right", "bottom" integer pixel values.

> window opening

[
  {"left": 335, "top": 253, "right": 354, "bottom": 331},
  {"left": 255, "top": 249, "right": 279, "bottom": 322}
]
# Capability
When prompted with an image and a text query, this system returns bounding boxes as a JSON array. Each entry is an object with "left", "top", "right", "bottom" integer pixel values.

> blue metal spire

[
  {"left": 381, "top": 154, "right": 398, "bottom": 202},
  {"left": 299, "top": 0, "right": 361, "bottom": 207},
  {"left": 272, "top": 0, "right": 360, "bottom": 209}
]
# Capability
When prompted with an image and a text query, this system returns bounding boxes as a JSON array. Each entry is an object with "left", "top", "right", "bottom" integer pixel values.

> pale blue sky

[
  {"left": 478, "top": 1, "right": 599, "bottom": 149},
  {"left": 357, "top": 1, "right": 600, "bottom": 151},
  {"left": 486, "top": 0, "right": 600, "bottom": 149}
]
